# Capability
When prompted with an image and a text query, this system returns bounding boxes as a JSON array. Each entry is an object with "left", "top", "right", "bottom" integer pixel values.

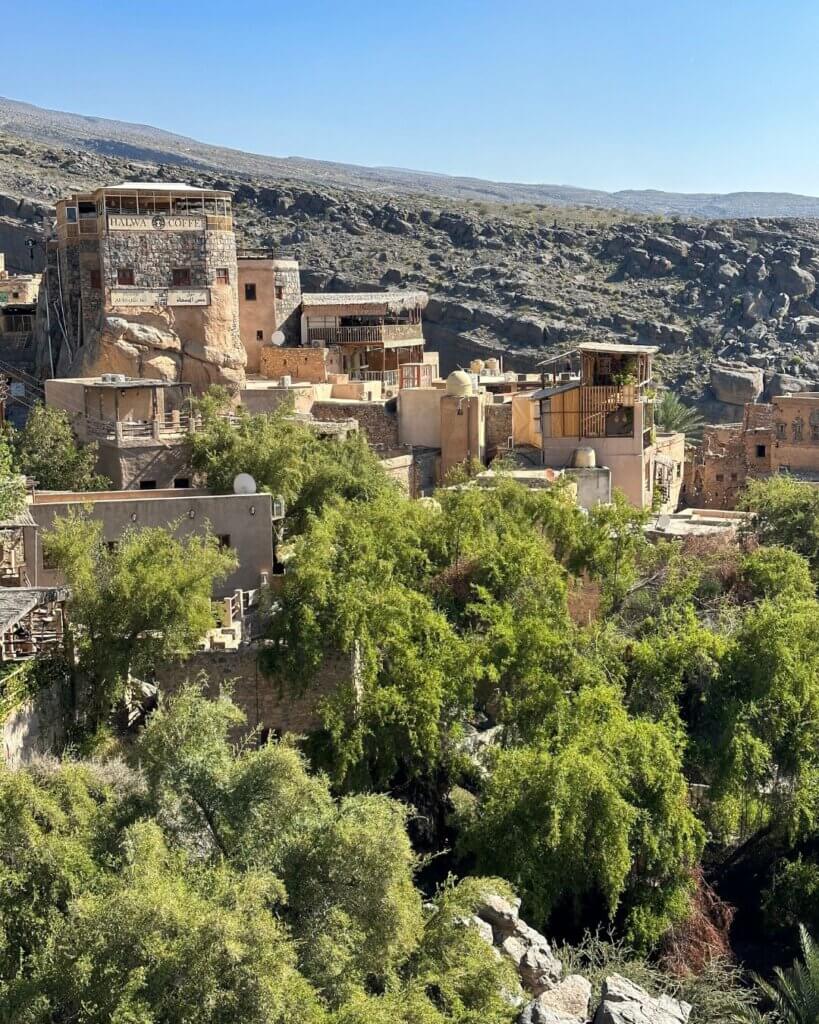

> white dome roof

[{"left": 446, "top": 370, "right": 474, "bottom": 397}]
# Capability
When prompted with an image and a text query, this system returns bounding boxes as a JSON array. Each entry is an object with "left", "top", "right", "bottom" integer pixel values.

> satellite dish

[
  {"left": 271, "top": 330, "right": 285, "bottom": 346},
  {"left": 233, "top": 473, "right": 257, "bottom": 495}
]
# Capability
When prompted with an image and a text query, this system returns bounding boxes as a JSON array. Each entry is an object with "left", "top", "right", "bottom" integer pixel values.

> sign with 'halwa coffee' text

[{"left": 107, "top": 214, "right": 207, "bottom": 231}]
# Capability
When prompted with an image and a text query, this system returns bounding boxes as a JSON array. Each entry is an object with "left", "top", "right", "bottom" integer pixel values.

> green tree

[
  {"left": 11, "top": 404, "right": 109, "bottom": 491},
  {"left": 464, "top": 684, "right": 704, "bottom": 950},
  {"left": 0, "top": 432, "right": 26, "bottom": 521},
  {"left": 12, "top": 822, "right": 323, "bottom": 1024},
  {"left": 700, "top": 593, "right": 819, "bottom": 840},
  {"left": 740, "top": 476, "right": 819, "bottom": 573},
  {"left": 653, "top": 391, "right": 704, "bottom": 439},
  {"left": 43, "top": 513, "right": 235, "bottom": 722}
]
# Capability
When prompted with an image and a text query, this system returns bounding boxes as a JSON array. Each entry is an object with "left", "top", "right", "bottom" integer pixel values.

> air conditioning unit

[{"left": 309, "top": 338, "right": 325, "bottom": 348}]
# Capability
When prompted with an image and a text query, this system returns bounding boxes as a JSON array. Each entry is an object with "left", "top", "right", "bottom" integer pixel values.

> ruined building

[
  {"left": 687, "top": 392, "right": 819, "bottom": 508},
  {"left": 35, "top": 183, "right": 246, "bottom": 390}
]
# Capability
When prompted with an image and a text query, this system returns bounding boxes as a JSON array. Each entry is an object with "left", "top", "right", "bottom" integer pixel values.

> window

[
  {"left": 256, "top": 330, "right": 264, "bottom": 341},
  {"left": 11, "top": 291, "right": 19, "bottom": 299},
  {"left": 117, "top": 267, "right": 134, "bottom": 286},
  {"left": 275, "top": 284, "right": 284, "bottom": 300},
  {"left": 65, "top": 206, "right": 78, "bottom": 223},
  {"left": 174, "top": 477, "right": 190, "bottom": 489},
  {"left": 756, "top": 444, "right": 767, "bottom": 458},
  {"left": 172, "top": 268, "right": 191, "bottom": 287},
  {"left": 89, "top": 269, "right": 101, "bottom": 289},
  {"left": 244, "top": 283, "right": 257, "bottom": 301},
  {"left": 217, "top": 534, "right": 232, "bottom": 549},
  {"left": 812, "top": 424, "right": 819, "bottom": 442},
  {"left": 215, "top": 268, "right": 229, "bottom": 284},
  {"left": 139, "top": 480, "right": 157, "bottom": 490},
  {"left": 731, "top": 473, "right": 738, "bottom": 481},
  {"left": 776, "top": 421, "right": 786, "bottom": 439},
  {"left": 716, "top": 473, "right": 725, "bottom": 483}
]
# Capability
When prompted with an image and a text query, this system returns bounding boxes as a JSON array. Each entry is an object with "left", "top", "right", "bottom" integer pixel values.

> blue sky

[{"left": 3, "top": 0, "right": 819, "bottom": 195}]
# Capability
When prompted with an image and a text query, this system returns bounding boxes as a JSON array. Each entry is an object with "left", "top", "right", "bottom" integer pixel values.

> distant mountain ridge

[{"left": 2, "top": 94, "right": 819, "bottom": 219}]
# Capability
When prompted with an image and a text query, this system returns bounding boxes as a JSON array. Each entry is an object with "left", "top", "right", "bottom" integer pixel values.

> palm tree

[
  {"left": 736, "top": 926, "right": 819, "bottom": 1024},
  {"left": 654, "top": 391, "right": 705, "bottom": 440}
]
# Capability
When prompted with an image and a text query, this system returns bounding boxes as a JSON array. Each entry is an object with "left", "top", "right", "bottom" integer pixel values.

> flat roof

[
  {"left": 302, "top": 290, "right": 427, "bottom": 310},
  {"left": 104, "top": 182, "right": 229, "bottom": 195},
  {"left": 0, "top": 510, "right": 36, "bottom": 528},
  {"left": 0, "top": 587, "right": 68, "bottom": 633},
  {"left": 30, "top": 489, "right": 270, "bottom": 506},
  {"left": 51, "top": 377, "right": 189, "bottom": 390},
  {"left": 577, "top": 342, "right": 659, "bottom": 355}
]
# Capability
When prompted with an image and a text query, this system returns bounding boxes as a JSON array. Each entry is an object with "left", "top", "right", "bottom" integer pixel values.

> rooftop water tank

[
  {"left": 573, "top": 447, "right": 596, "bottom": 468},
  {"left": 485, "top": 357, "right": 500, "bottom": 374},
  {"left": 469, "top": 359, "right": 485, "bottom": 374},
  {"left": 446, "top": 370, "right": 474, "bottom": 397}
]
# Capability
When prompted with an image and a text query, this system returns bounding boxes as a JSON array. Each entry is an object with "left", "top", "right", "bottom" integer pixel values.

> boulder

[
  {"left": 710, "top": 363, "right": 764, "bottom": 405},
  {"left": 506, "top": 317, "right": 546, "bottom": 346},
  {"left": 593, "top": 974, "right": 690, "bottom": 1024},
  {"left": 745, "top": 253, "right": 768, "bottom": 285},
  {"left": 519, "top": 975, "right": 592, "bottom": 1024},
  {"left": 741, "top": 290, "right": 770, "bottom": 323},
  {"left": 772, "top": 261, "right": 816, "bottom": 299},
  {"left": 645, "top": 235, "right": 689, "bottom": 263},
  {"left": 767, "top": 372, "right": 814, "bottom": 398},
  {"left": 475, "top": 893, "right": 520, "bottom": 933},
  {"left": 500, "top": 921, "right": 563, "bottom": 994}
]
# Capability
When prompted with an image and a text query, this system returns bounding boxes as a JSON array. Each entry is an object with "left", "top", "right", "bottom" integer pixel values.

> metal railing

[{"left": 350, "top": 369, "right": 399, "bottom": 386}]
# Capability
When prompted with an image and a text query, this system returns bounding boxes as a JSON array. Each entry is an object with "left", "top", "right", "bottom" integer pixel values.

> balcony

[
  {"left": 307, "top": 322, "right": 422, "bottom": 346},
  {"left": 580, "top": 385, "right": 646, "bottom": 438}
]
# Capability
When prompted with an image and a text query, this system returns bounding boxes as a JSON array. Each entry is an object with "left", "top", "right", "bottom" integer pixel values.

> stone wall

[
  {"left": 153, "top": 644, "right": 357, "bottom": 738},
  {"left": 95, "top": 440, "right": 193, "bottom": 490},
  {"left": 2, "top": 678, "right": 67, "bottom": 768},
  {"left": 274, "top": 263, "right": 303, "bottom": 344},
  {"left": 311, "top": 399, "right": 399, "bottom": 447},
  {"left": 260, "top": 345, "right": 334, "bottom": 382},
  {"left": 485, "top": 401, "right": 513, "bottom": 455}
]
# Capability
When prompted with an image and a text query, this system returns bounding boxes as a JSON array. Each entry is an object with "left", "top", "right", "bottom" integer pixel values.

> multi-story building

[
  {"left": 257, "top": 288, "right": 437, "bottom": 396},
  {"left": 526, "top": 342, "right": 684, "bottom": 511},
  {"left": 42, "top": 183, "right": 246, "bottom": 390},
  {"left": 44, "top": 376, "right": 194, "bottom": 489},
  {"left": 236, "top": 252, "right": 302, "bottom": 372}
]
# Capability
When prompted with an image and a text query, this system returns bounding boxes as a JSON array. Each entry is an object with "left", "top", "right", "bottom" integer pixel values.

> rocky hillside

[{"left": 4, "top": 122, "right": 819, "bottom": 416}]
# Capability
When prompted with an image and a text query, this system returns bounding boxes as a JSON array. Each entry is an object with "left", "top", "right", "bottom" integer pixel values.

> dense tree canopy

[
  {"left": 0, "top": 686, "right": 517, "bottom": 1024},
  {"left": 43, "top": 513, "right": 236, "bottom": 721},
  {"left": 10, "top": 404, "right": 109, "bottom": 491}
]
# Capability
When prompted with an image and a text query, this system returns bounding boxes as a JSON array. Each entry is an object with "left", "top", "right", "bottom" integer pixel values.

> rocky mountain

[
  {"left": 4, "top": 95, "right": 819, "bottom": 218},
  {"left": 5, "top": 100, "right": 819, "bottom": 416}
]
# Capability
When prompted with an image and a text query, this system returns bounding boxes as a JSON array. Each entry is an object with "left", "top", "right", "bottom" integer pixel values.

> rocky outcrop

[
  {"left": 462, "top": 892, "right": 699, "bottom": 1024},
  {"left": 710, "top": 363, "right": 764, "bottom": 405},
  {"left": 473, "top": 893, "right": 563, "bottom": 995},
  {"left": 593, "top": 975, "right": 691, "bottom": 1024},
  {"left": 70, "top": 311, "right": 245, "bottom": 390},
  {"left": 520, "top": 975, "right": 592, "bottom": 1023}
]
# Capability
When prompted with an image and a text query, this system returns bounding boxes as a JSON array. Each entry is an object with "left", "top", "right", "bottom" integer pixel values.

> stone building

[
  {"left": 37, "top": 183, "right": 246, "bottom": 390},
  {"left": 687, "top": 392, "right": 819, "bottom": 508},
  {"left": 236, "top": 252, "right": 301, "bottom": 372},
  {"left": 0, "top": 253, "right": 41, "bottom": 305},
  {"left": 45, "top": 376, "right": 195, "bottom": 489}
]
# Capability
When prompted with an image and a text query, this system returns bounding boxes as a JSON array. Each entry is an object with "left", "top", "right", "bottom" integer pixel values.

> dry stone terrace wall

[
  {"left": 153, "top": 644, "right": 358, "bottom": 738},
  {"left": 311, "top": 399, "right": 399, "bottom": 447}
]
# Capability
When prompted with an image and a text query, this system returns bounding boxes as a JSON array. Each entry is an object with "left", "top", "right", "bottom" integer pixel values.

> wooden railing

[
  {"left": 307, "top": 322, "right": 422, "bottom": 346},
  {"left": 580, "top": 385, "right": 641, "bottom": 438}
]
